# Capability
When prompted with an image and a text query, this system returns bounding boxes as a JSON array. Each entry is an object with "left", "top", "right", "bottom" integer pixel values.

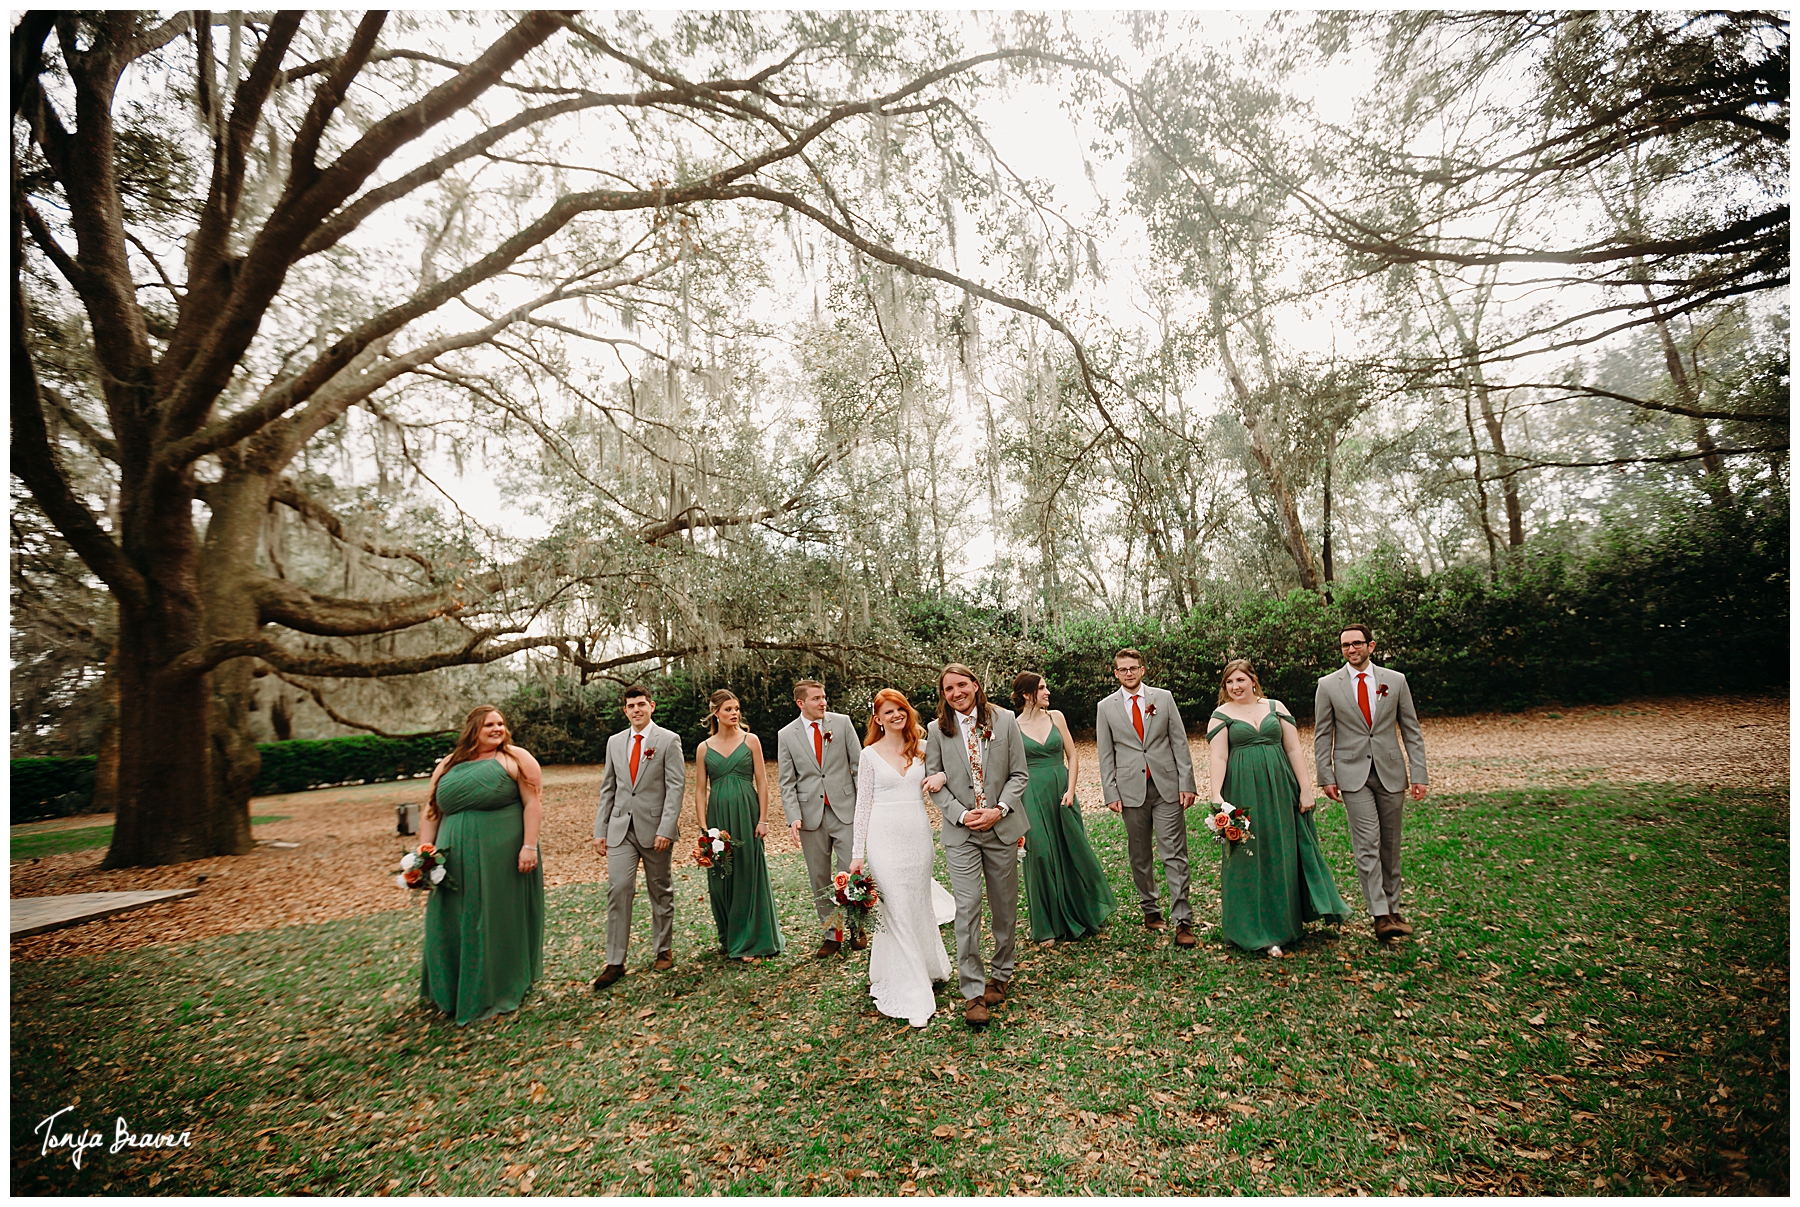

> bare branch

[
  {"left": 268, "top": 479, "right": 435, "bottom": 572},
  {"left": 267, "top": 670, "right": 455, "bottom": 739}
]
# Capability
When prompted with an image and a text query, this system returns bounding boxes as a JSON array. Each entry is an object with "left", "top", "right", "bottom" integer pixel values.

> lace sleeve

[{"left": 852, "top": 753, "right": 875, "bottom": 864}]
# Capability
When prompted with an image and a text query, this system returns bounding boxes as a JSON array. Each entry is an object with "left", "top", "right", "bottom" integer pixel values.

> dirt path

[{"left": 11, "top": 693, "right": 1786, "bottom": 962}]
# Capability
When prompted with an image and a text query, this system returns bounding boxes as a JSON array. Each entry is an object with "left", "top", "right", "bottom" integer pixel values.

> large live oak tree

[{"left": 11, "top": 11, "right": 1102, "bottom": 866}]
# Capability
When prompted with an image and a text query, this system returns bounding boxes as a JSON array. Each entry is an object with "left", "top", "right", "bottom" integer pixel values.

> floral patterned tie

[{"left": 963, "top": 718, "right": 988, "bottom": 812}]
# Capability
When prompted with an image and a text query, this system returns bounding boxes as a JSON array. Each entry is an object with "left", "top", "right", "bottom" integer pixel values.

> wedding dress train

[{"left": 853, "top": 752, "right": 955, "bottom": 1027}]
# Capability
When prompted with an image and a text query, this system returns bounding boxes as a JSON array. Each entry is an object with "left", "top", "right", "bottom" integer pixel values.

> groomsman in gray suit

[
  {"left": 591, "top": 685, "right": 687, "bottom": 988},
  {"left": 924, "top": 664, "right": 1030, "bottom": 1029},
  {"left": 1313, "top": 623, "right": 1428, "bottom": 942},
  {"left": 1097, "top": 648, "right": 1199, "bottom": 947},
  {"left": 777, "top": 680, "right": 863, "bottom": 958}
]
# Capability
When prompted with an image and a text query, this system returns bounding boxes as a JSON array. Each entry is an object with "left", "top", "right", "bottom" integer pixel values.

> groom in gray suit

[
  {"left": 776, "top": 680, "right": 863, "bottom": 958},
  {"left": 591, "top": 685, "right": 687, "bottom": 988},
  {"left": 1313, "top": 623, "right": 1428, "bottom": 942},
  {"left": 924, "top": 664, "right": 1029, "bottom": 1029},
  {"left": 1096, "top": 647, "right": 1199, "bottom": 946}
]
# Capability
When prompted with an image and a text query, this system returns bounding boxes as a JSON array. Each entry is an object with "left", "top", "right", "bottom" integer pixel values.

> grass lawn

[
  {"left": 11, "top": 783, "right": 1787, "bottom": 1195},
  {"left": 11, "top": 816, "right": 290, "bottom": 861}
]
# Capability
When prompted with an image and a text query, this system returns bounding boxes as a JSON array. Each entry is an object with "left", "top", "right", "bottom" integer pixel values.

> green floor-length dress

[
  {"left": 703, "top": 741, "right": 786, "bottom": 959},
  {"left": 1021, "top": 725, "right": 1118, "bottom": 942},
  {"left": 1210, "top": 702, "right": 1349, "bottom": 952},
  {"left": 419, "top": 757, "right": 545, "bottom": 1025}
]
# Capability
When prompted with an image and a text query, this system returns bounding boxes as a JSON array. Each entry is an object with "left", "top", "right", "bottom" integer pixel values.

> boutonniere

[
  {"left": 1376, "top": 684, "right": 1389, "bottom": 699},
  {"left": 1145, "top": 702, "right": 1158, "bottom": 718},
  {"left": 822, "top": 730, "right": 834, "bottom": 743},
  {"left": 643, "top": 747, "right": 658, "bottom": 760}
]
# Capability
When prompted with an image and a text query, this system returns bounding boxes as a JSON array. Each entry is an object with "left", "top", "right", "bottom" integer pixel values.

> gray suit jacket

[
  {"left": 1096, "top": 686, "right": 1197, "bottom": 807},
  {"left": 1313, "top": 663, "right": 1427, "bottom": 794},
  {"left": 925, "top": 704, "right": 1030, "bottom": 848},
  {"left": 776, "top": 712, "right": 861, "bottom": 829},
  {"left": 594, "top": 723, "right": 686, "bottom": 846}
]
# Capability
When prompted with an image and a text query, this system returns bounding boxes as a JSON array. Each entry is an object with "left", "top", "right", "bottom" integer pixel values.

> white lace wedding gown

[{"left": 853, "top": 752, "right": 956, "bottom": 1027}]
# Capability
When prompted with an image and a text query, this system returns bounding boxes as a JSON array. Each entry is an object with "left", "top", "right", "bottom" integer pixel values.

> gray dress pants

[
  {"left": 797, "top": 808, "right": 854, "bottom": 934},
  {"left": 944, "top": 826, "right": 1019, "bottom": 1000},
  {"left": 606, "top": 827, "right": 674, "bottom": 966},
  {"left": 1121, "top": 793, "right": 1193, "bottom": 924},
  {"left": 1340, "top": 779, "right": 1405, "bottom": 916}
]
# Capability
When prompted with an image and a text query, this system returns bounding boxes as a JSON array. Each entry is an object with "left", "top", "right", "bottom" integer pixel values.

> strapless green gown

[
  {"left": 419, "top": 757, "right": 544, "bottom": 1025},
  {"left": 1021, "top": 726, "right": 1118, "bottom": 941},
  {"left": 1208, "top": 703, "right": 1349, "bottom": 951},
  {"left": 704, "top": 742, "right": 785, "bottom": 959}
]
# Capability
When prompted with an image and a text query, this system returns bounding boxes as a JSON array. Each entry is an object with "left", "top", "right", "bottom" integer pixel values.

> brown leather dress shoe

[
  {"left": 814, "top": 938, "right": 842, "bottom": 959},
  {"left": 1389, "top": 913, "right": 1415, "bottom": 935},
  {"left": 849, "top": 929, "right": 868, "bottom": 951},
  {"left": 982, "top": 978, "right": 1009, "bottom": 1007},
  {"left": 1174, "top": 921, "right": 1197, "bottom": 947},
  {"left": 592, "top": 964, "right": 625, "bottom": 990},
  {"left": 1373, "top": 915, "right": 1401, "bottom": 941},
  {"left": 653, "top": 950, "right": 675, "bottom": 971},
  {"left": 1143, "top": 913, "right": 1167, "bottom": 932},
  {"left": 964, "top": 997, "right": 991, "bottom": 1028}
]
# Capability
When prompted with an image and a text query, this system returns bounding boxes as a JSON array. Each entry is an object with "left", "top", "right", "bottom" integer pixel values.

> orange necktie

[
  {"left": 1357, "top": 673, "right": 1372, "bottom": 728},
  {"left": 629, "top": 733, "right": 643, "bottom": 784},
  {"left": 1131, "top": 694, "right": 1146, "bottom": 741},
  {"left": 813, "top": 722, "right": 824, "bottom": 765}
]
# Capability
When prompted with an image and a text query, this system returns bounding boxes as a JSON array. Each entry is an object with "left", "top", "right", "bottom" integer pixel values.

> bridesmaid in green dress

[
  {"left": 418, "top": 705, "right": 546, "bottom": 1025},
  {"left": 697, "top": 690, "right": 785, "bottom": 962},
  {"left": 1013, "top": 672, "right": 1118, "bottom": 943},
  {"left": 1206, "top": 660, "right": 1348, "bottom": 957}
]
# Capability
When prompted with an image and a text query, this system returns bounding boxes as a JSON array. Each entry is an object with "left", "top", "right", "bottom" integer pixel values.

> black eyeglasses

[{"left": 1339, "top": 640, "right": 1369, "bottom": 649}]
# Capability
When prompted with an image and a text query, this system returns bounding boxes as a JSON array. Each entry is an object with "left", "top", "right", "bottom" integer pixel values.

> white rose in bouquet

[
  {"left": 430, "top": 866, "right": 447, "bottom": 885},
  {"left": 711, "top": 839, "right": 725, "bottom": 854},
  {"left": 400, "top": 852, "right": 418, "bottom": 871}
]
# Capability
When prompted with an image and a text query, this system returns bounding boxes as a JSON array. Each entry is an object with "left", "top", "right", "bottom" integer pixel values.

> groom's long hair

[{"left": 935, "top": 663, "right": 993, "bottom": 735}]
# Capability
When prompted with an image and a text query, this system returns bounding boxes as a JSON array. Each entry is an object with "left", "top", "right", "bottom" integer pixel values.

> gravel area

[{"left": 11, "top": 693, "right": 1786, "bottom": 962}]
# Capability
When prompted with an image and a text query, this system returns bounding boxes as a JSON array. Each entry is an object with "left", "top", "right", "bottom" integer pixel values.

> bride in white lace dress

[{"left": 850, "top": 690, "right": 956, "bottom": 1028}]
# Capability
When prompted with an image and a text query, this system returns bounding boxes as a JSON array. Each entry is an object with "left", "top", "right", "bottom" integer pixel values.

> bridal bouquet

[
  {"left": 1205, "top": 802, "right": 1255, "bottom": 854},
  {"left": 396, "top": 843, "right": 457, "bottom": 890},
  {"left": 833, "top": 871, "right": 880, "bottom": 941},
  {"left": 694, "top": 827, "right": 735, "bottom": 876}
]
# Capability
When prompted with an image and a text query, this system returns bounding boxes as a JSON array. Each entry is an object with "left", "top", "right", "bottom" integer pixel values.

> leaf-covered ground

[{"left": 12, "top": 782, "right": 1787, "bottom": 1196}]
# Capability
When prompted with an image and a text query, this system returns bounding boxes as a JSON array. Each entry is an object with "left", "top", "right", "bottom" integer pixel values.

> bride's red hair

[{"left": 864, "top": 689, "right": 925, "bottom": 765}]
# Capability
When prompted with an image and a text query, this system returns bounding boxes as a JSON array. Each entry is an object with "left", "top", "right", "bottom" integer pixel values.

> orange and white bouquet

[
  {"left": 833, "top": 870, "right": 880, "bottom": 941},
  {"left": 694, "top": 827, "right": 735, "bottom": 876},
  {"left": 396, "top": 843, "right": 458, "bottom": 890},
  {"left": 1204, "top": 801, "right": 1255, "bottom": 854}
]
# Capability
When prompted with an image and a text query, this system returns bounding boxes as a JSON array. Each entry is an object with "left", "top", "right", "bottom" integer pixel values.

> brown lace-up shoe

[
  {"left": 849, "top": 930, "right": 868, "bottom": 951},
  {"left": 653, "top": 950, "right": 675, "bottom": 971},
  {"left": 1373, "top": 915, "right": 1402, "bottom": 942},
  {"left": 982, "top": 979, "right": 1009, "bottom": 1007},
  {"left": 1389, "top": 913, "right": 1415, "bottom": 935},
  {"left": 964, "top": 997, "right": 991, "bottom": 1028},
  {"left": 814, "top": 938, "right": 842, "bottom": 959},
  {"left": 1143, "top": 913, "right": 1166, "bottom": 932},
  {"left": 592, "top": 964, "right": 625, "bottom": 990},
  {"left": 1174, "top": 922, "right": 1197, "bottom": 948}
]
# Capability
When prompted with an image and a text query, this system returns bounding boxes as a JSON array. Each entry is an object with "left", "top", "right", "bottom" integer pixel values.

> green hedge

[
  {"left": 11, "top": 733, "right": 454, "bottom": 823},
  {"left": 251, "top": 733, "right": 454, "bottom": 796},
  {"left": 11, "top": 756, "right": 99, "bottom": 822}
]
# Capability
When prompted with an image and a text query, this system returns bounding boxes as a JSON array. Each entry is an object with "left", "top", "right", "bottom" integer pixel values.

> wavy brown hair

[
  {"left": 1216, "top": 659, "right": 1265, "bottom": 705},
  {"left": 426, "top": 705, "right": 512, "bottom": 820},
  {"left": 864, "top": 688, "right": 926, "bottom": 766},
  {"left": 934, "top": 663, "right": 992, "bottom": 735},
  {"left": 1011, "top": 670, "right": 1047, "bottom": 711}
]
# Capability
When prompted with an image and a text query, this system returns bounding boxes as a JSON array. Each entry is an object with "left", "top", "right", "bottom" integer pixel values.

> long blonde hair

[
  {"left": 426, "top": 705, "right": 511, "bottom": 820},
  {"left": 706, "top": 688, "right": 747, "bottom": 735}
]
